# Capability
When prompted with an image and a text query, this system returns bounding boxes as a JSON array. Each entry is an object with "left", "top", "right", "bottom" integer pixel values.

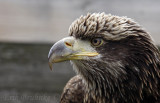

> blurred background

[{"left": 0, "top": 0, "right": 160, "bottom": 103}]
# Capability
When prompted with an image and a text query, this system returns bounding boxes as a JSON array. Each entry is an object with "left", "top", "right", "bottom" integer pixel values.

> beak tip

[{"left": 49, "top": 62, "right": 53, "bottom": 71}]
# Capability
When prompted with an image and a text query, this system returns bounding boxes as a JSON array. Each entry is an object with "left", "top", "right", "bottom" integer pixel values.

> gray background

[
  {"left": 0, "top": 0, "right": 160, "bottom": 44},
  {"left": 0, "top": 0, "right": 160, "bottom": 103}
]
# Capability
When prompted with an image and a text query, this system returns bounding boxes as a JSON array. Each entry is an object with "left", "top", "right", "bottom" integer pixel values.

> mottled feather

[{"left": 60, "top": 13, "right": 160, "bottom": 103}]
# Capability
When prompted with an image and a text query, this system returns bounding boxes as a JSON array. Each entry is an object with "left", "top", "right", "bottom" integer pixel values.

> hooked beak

[{"left": 48, "top": 36, "right": 99, "bottom": 70}]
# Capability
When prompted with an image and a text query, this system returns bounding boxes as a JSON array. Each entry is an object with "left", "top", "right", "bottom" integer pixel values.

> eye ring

[{"left": 91, "top": 38, "right": 103, "bottom": 47}]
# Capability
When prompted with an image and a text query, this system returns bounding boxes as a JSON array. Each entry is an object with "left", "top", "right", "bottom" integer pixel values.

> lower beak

[{"left": 48, "top": 37, "right": 99, "bottom": 70}]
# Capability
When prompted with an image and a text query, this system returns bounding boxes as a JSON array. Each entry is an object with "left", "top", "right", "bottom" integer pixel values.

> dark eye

[{"left": 91, "top": 38, "right": 103, "bottom": 47}]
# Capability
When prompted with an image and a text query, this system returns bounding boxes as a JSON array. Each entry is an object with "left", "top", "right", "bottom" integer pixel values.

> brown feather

[
  {"left": 60, "top": 13, "right": 160, "bottom": 103},
  {"left": 60, "top": 75, "right": 85, "bottom": 103}
]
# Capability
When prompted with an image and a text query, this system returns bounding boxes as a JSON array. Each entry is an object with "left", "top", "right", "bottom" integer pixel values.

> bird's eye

[{"left": 91, "top": 38, "right": 103, "bottom": 47}]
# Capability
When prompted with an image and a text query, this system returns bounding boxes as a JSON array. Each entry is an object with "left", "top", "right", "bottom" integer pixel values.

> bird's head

[{"left": 48, "top": 13, "right": 160, "bottom": 97}]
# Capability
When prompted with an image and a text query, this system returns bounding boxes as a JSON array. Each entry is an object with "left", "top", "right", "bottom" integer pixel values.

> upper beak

[{"left": 48, "top": 36, "right": 99, "bottom": 70}]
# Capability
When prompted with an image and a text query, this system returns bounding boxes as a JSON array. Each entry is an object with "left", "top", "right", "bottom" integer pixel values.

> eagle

[{"left": 48, "top": 13, "right": 160, "bottom": 103}]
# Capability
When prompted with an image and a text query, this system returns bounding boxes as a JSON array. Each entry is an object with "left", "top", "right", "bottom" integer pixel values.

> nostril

[{"left": 65, "top": 42, "right": 72, "bottom": 47}]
